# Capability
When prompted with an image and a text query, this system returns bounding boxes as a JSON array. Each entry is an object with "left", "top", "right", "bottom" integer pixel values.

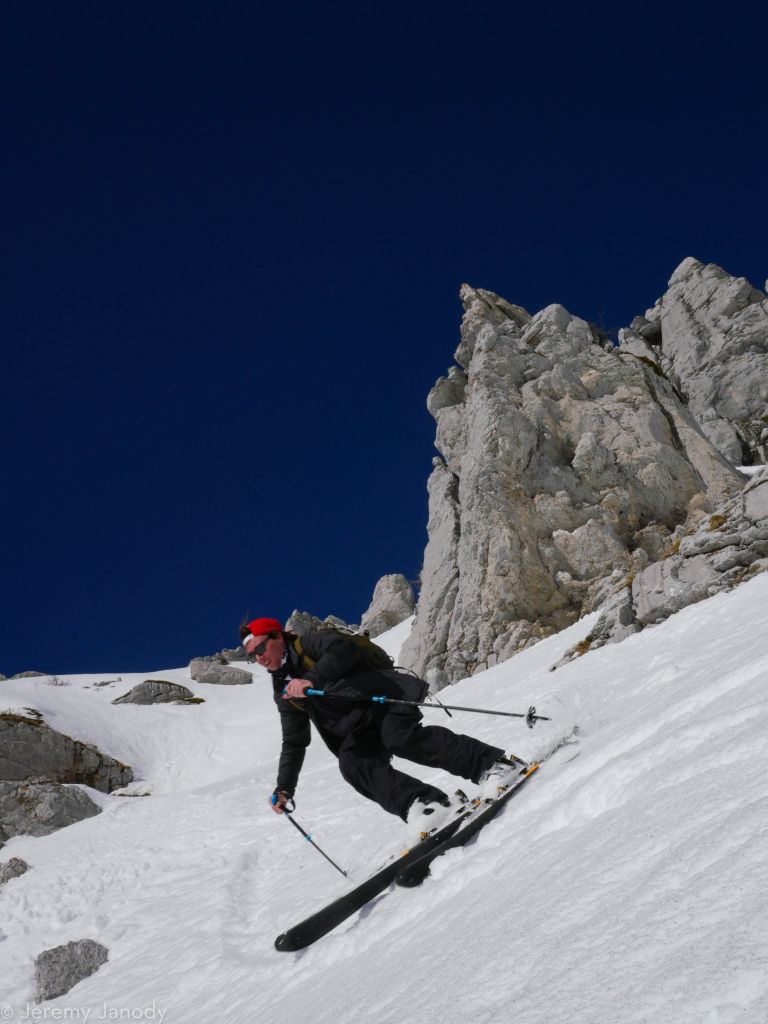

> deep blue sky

[{"left": 3, "top": 3, "right": 766, "bottom": 676}]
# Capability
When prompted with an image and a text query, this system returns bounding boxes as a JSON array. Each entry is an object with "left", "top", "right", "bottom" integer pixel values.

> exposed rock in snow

[
  {"left": 34, "top": 940, "right": 109, "bottom": 1002},
  {"left": 188, "top": 659, "right": 252, "bottom": 685},
  {"left": 112, "top": 680, "right": 196, "bottom": 705},
  {"left": 0, "top": 781, "right": 101, "bottom": 847},
  {"left": 0, "top": 856, "right": 29, "bottom": 886},
  {"left": 402, "top": 283, "right": 744, "bottom": 687},
  {"left": 0, "top": 713, "right": 133, "bottom": 792},
  {"left": 360, "top": 574, "right": 415, "bottom": 637}
]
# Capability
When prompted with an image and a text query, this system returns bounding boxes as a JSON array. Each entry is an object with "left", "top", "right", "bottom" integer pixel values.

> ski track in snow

[{"left": 1, "top": 591, "right": 767, "bottom": 1022}]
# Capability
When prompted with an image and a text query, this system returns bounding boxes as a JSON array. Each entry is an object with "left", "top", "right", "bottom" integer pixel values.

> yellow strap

[{"left": 293, "top": 637, "right": 316, "bottom": 671}]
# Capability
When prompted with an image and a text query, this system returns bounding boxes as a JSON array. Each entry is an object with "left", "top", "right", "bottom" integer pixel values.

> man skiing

[{"left": 240, "top": 617, "right": 519, "bottom": 834}]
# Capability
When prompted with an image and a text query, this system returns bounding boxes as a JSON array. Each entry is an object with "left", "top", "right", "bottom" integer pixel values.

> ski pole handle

[{"left": 271, "top": 792, "right": 295, "bottom": 813}]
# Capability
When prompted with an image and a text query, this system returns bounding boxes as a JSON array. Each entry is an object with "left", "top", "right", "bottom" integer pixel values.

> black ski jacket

[{"left": 269, "top": 630, "right": 427, "bottom": 797}]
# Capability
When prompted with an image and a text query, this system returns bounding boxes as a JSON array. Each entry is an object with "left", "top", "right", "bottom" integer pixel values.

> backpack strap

[{"left": 292, "top": 637, "right": 316, "bottom": 672}]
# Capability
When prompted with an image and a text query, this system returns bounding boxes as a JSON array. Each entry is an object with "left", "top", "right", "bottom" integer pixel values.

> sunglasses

[{"left": 247, "top": 632, "right": 276, "bottom": 657}]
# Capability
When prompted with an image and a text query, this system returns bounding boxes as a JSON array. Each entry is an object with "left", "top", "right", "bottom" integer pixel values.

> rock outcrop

[
  {"left": 0, "top": 856, "right": 29, "bottom": 886},
  {"left": 112, "top": 680, "right": 197, "bottom": 704},
  {"left": 188, "top": 659, "right": 252, "bottom": 685},
  {"left": 620, "top": 258, "right": 768, "bottom": 465},
  {"left": 0, "top": 714, "right": 133, "bottom": 792},
  {"left": 0, "top": 781, "right": 102, "bottom": 847},
  {"left": 360, "top": 574, "right": 415, "bottom": 637},
  {"left": 401, "top": 283, "right": 745, "bottom": 688},
  {"left": 220, "top": 646, "right": 247, "bottom": 663},
  {"left": 285, "top": 610, "right": 358, "bottom": 636},
  {"left": 554, "top": 468, "right": 768, "bottom": 665},
  {"left": 35, "top": 940, "right": 109, "bottom": 1002}
]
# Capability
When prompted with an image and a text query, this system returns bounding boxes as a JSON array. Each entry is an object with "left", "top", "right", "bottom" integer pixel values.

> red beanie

[{"left": 241, "top": 617, "right": 283, "bottom": 641}]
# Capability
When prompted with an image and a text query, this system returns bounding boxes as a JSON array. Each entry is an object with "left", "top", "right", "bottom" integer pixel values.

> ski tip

[{"left": 275, "top": 932, "right": 301, "bottom": 953}]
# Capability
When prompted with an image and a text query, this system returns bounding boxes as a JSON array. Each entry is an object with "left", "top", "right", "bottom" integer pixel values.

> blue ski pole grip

[
  {"left": 306, "top": 688, "right": 325, "bottom": 696},
  {"left": 372, "top": 695, "right": 386, "bottom": 703}
]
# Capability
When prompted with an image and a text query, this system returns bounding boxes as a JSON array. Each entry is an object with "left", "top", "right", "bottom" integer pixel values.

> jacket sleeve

[{"left": 275, "top": 703, "right": 311, "bottom": 797}]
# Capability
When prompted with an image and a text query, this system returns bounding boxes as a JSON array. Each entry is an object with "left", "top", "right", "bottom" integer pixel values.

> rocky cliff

[
  {"left": 620, "top": 258, "right": 768, "bottom": 465},
  {"left": 401, "top": 259, "right": 765, "bottom": 688}
]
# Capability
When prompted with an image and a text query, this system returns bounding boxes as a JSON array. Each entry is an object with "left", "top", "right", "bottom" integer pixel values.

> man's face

[{"left": 244, "top": 631, "right": 286, "bottom": 672}]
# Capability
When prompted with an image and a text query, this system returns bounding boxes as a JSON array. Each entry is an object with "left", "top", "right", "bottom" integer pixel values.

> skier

[{"left": 240, "top": 617, "right": 519, "bottom": 834}]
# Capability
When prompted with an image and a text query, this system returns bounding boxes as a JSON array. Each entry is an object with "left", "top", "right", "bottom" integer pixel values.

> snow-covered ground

[{"left": 1, "top": 578, "right": 767, "bottom": 1024}]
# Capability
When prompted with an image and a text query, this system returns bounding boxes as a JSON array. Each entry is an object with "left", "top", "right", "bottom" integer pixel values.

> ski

[
  {"left": 396, "top": 761, "right": 540, "bottom": 888},
  {"left": 274, "top": 808, "right": 472, "bottom": 952},
  {"left": 273, "top": 732, "right": 577, "bottom": 951}
]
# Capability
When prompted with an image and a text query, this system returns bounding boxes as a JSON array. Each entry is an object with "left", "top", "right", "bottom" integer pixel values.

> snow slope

[{"left": 1, "top": 582, "right": 767, "bottom": 1023}]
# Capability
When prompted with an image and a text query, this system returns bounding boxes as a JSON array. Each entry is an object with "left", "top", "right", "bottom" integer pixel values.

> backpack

[{"left": 293, "top": 627, "right": 394, "bottom": 673}]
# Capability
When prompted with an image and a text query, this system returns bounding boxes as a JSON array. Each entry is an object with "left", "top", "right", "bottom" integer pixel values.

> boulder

[
  {"left": 188, "top": 659, "right": 252, "bottom": 685},
  {"left": 0, "top": 856, "right": 29, "bottom": 886},
  {"left": 0, "top": 781, "right": 101, "bottom": 846},
  {"left": 12, "top": 671, "right": 47, "bottom": 679},
  {"left": 360, "top": 574, "right": 415, "bottom": 637},
  {"left": 35, "top": 939, "right": 109, "bottom": 1002},
  {"left": 0, "top": 714, "right": 133, "bottom": 792},
  {"left": 112, "top": 680, "right": 195, "bottom": 704}
]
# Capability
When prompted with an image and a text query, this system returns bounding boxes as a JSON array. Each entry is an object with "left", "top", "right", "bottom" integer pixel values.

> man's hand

[
  {"left": 270, "top": 790, "right": 292, "bottom": 814},
  {"left": 283, "top": 678, "right": 313, "bottom": 699}
]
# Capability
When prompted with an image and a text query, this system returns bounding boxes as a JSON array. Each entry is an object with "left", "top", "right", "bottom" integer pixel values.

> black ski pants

[{"left": 336, "top": 708, "right": 504, "bottom": 820}]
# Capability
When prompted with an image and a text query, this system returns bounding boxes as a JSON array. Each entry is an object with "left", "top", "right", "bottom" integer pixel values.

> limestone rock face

[
  {"left": 35, "top": 940, "right": 109, "bottom": 1002},
  {"left": 554, "top": 468, "right": 768, "bottom": 665},
  {"left": 620, "top": 258, "right": 768, "bottom": 465},
  {"left": 360, "top": 574, "right": 415, "bottom": 637},
  {"left": 0, "top": 714, "right": 133, "bottom": 792},
  {"left": 401, "top": 284, "right": 744, "bottom": 688}
]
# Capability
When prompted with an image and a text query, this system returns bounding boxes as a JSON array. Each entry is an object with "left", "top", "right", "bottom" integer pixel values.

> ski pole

[
  {"left": 304, "top": 690, "right": 549, "bottom": 728},
  {"left": 275, "top": 796, "right": 349, "bottom": 878}
]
